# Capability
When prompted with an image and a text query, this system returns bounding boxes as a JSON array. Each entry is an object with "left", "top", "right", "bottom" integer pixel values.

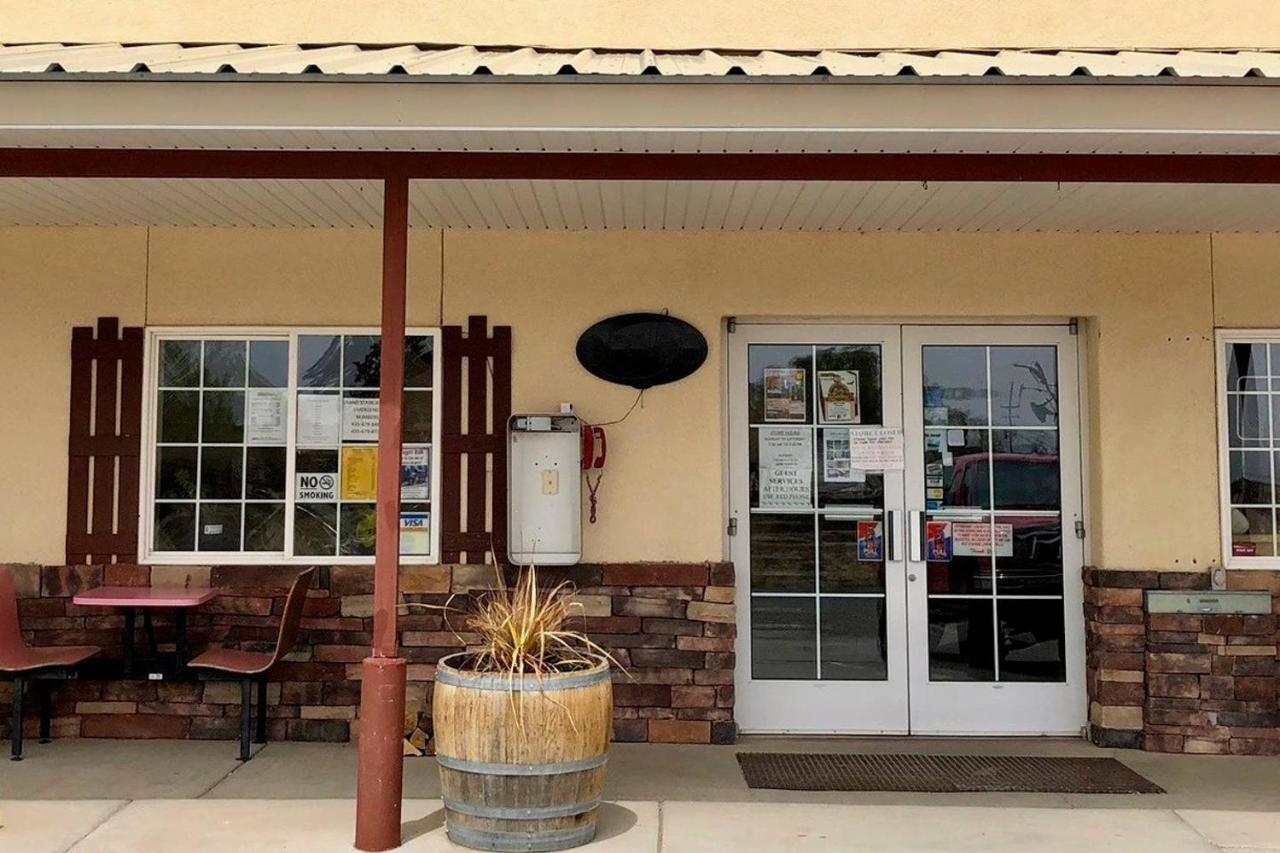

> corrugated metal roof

[{"left": 3, "top": 43, "right": 1280, "bottom": 79}]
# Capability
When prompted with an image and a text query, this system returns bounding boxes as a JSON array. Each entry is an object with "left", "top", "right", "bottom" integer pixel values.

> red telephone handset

[
  {"left": 581, "top": 425, "right": 607, "bottom": 470},
  {"left": 582, "top": 425, "right": 606, "bottom": 524}
]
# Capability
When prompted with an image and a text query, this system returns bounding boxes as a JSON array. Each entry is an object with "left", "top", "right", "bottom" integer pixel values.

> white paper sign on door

[
  {"left": 296, "top": 393, "right": 340, "bottom": 448},
  {"left": 758, "top": 427, "right": 813, "bottom": 508},
  {"left": 245, "top": 388, "right": 287, "bottom": 445},
  {"left": 342, "top": 397, "right": 380, "bottom": 441},
  {"left": 848, "top": 427, "right": 905, "bottom": 471},
  {"left": 952, "top": 522, "right": 1014, "bottom": 557}
]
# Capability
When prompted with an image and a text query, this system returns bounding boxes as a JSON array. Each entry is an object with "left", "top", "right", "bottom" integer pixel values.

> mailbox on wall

[{"left": 507, "top": 413, "right": 582, "bottom": 565}]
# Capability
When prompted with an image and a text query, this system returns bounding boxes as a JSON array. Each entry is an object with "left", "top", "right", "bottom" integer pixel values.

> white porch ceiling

[{"left": 4, "top": 178, "right": 1280, "bottom": 233}]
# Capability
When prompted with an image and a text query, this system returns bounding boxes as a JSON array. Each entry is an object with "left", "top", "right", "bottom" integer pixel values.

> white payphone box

[{"left": 507, "top": 413, "right": 582, "bottom": 565}]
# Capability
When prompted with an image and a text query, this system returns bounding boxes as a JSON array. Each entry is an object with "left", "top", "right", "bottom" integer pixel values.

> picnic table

[{"left": 73, "top": 586, "right": 218, "bottom": 677}]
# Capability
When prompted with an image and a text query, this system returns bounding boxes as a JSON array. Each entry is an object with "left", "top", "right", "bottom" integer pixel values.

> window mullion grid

[
  {"left": 283, "top": 332, "right": 299, "bottom": 561},
  {"left": 240, "top": 341, "right": 250, "bottom": 552},
  {"left": 194, "top": 342, "right": 205, "bottom": 553},
  {"left": 811, "top": 344, "right": 822, "bottom": 681},
  {"left": 986, "top": 346, "right": 1000, "bottom": 682},
  {"left": 1268, "top": 345, "right": 1277, "bottom": 557}
]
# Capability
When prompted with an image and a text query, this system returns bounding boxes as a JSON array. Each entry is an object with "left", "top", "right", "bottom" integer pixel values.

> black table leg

[
  {"left": 38, "top": 681, "right": 51, "bottom": 744},
  {"left": 123, "top": 608, "right": 136, "bottom": 677},
  {"left": 175, "top": 610, "right": 188, "bottom": 677}
]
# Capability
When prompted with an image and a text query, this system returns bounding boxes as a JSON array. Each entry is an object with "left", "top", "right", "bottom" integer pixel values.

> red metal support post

[{"left": 355, "top": 175, "right": 410, "bottom": 852}]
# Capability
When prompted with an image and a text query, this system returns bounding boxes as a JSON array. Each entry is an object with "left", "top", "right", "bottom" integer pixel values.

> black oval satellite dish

[{"left": 576, "top": 313, "right": 708, "bottom": 389}]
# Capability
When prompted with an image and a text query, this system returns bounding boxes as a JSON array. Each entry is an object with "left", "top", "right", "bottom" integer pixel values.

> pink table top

[{"left": 72, "top": 586, "right": 219, "bottom": 608}]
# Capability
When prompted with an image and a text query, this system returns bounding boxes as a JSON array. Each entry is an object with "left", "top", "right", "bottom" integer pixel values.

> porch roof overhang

[{"left": 5, "top": 43, "right": 1280, "bottom": 232}]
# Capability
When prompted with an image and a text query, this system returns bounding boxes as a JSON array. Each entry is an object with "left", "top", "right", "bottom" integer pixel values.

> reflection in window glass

[
  {"left": 820, "top": 598, "right": 888, "bottom": 680},
  {"left": 927, "top": 598, "right": 995, "bottom": 682},
  {"left": 923, "top": 346, "right": 987, "bottom": 426},
  {"left": 989, "top": 346, "right": 1057, "bottom": 427},
  {"left": 751, "top": 596, "right": 816, "bottom": 680},
  {"left": 998, "top": 599, "right": 1066, "bottom": 682},
  {"left": 1223, "top": 339, "right": 1280, "bottom": 563}
]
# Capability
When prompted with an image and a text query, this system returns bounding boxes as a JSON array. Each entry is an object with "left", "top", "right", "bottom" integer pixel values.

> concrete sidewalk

[
  {"left": 3, "top": 738, "right": 1280, "bottom": 851},
  {"left": 6, "top": 799, "right": 1280, "bottom": 852}
]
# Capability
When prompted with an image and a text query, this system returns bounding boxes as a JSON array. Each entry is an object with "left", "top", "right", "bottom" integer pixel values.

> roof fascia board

[{"left": 3, "top": 78, "right": 1280, "bottom": 134}]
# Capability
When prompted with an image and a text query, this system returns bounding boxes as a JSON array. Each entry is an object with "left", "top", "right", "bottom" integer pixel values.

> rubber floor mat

[{"left": 736, "top": 753, "right": 1165, "bottom": 793}]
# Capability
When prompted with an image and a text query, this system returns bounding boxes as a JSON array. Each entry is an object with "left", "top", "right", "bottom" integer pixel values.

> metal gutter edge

[{"left": 0, "top": 72, "right": 1279, "bottom": 86}]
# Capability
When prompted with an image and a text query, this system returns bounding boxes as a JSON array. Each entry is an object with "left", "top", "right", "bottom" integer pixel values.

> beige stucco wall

[
  {"left": 1, "top": 0, "right": 1277, "bottom": 50},
  {"left": 0, "top": 225, "right": 1252, "bottom": 570}
]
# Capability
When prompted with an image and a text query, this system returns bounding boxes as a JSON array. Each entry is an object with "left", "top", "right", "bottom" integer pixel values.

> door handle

[
  {"left": 909, "top": 510, "right": 924, "bottom": 562},
  {"left": 886, "top": 510, "right": 897, "bottom": 562}
]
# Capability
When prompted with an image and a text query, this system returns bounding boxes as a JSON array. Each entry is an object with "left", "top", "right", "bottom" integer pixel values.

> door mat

[{"left": 736, "top": 753, "right": 1165, "bottom": 794}]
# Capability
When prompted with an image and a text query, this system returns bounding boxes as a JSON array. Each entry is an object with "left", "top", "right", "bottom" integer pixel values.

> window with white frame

[
  {"left": 1219, "top": 332, "right": 1280, "bottom": 568},
  {"left": 142, "top": 328, "right": 440, "bottom": 564}
]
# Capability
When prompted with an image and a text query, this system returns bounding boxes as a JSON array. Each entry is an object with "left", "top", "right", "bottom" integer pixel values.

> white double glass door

[{"left": 729, "top": 324, "right": 1086, "bottom": 735}]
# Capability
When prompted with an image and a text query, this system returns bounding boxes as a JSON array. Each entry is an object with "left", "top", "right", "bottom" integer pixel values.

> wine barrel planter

[{"left": 432, "top": 653, "right": 613, "bottom": 852}]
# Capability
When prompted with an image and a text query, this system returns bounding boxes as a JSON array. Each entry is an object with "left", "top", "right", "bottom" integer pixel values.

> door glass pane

[
  {"left": 1227, "top": 394, "right": 1270, "bottom": 448},
  {"left": 751, "top": 596, "right": 816, "bottom": 680},
  {"left": 819, "top": 515, "right": 885, "bottom": 593},
  {"left": 989, "top": 346, "right": 1057, "bottom": 427},
  {"left": 927, "top": 598, "right": 995, "bottom": 681},
  {"left": 925, "top": 514, "right": 992, "bottom": 594},
  {"left": 750, "top": 427, "right": 814, "bottom": 510},
  {"left": 991, "top": 430, "right": 1060, "bottom": 511},
  {"left": 1230, "top": 507, "right": 1274, "bottom": 557},
  {"left": 1230, "top": 450, "right": 1274, "bottom": 503},
  {"left": 749, "top": 345, "right": 813, "bottom": 424},
  {"left": 995, "top": 515, "right": 1063, "bottom": 596},
  {"left": 819, "top": 423, "right": 884, "bottom": 507},
  {"left": 998, "top": 599, "right": 1066, "bottom": 682},
  {"left": 925, "top": 428, "right": 988, "bottom": 510},
  {"left": 750, "top": 514, "right": 814, "bottom": 592},
  {"left": 815, "top": 345, "right": 881, "bottom": 425},
  {"left": 1229, "top": 343, "right": 1269, "bottom": 392},
  {"left": 922, "top": 346, "right": 987, "bottom": 426},
  {"left": 820, "top": 598, "right": 888, "bottom": 680}
]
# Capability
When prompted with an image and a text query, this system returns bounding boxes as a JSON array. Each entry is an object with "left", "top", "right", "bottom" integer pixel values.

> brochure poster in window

[
  {"left": 296, "top": 393, "right": 340, "bottom": 447},
  {"left": 341, "top": 446, "right": 378, "bottom": 501},
  {"left": 757, "top": 426, "right": 812, "bottom": 508},
  {"left": 342, "top": 397, "right": 380, "bottom": 441},
  {"left": 818, "top": 370, "right": 860, "bottom": 424},
  {"left": 245, "top": 388, "right": 288, "bottom": 445},
  {"left": 856, "top": 520, "right": 883, "bottom": 561},
  {"left": 822, "top": 430, "right": 860, "bottom": 483},
  {"left": 763, "top": 367, "right": 806, "bottom": 422},
  {"left": 400, "top": 446, "right": 431, "bottom": 501},
  {"left": 926, "top": 520, "right": 952, "bottom": 562}
]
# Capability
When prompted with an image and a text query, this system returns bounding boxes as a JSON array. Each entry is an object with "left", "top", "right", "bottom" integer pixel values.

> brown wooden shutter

[
  {"left": 65, "top": 317, "right": 145, "bottom": 565},
  {"left": 440, "top": 315, "right": 512, "bottom": 564}
]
